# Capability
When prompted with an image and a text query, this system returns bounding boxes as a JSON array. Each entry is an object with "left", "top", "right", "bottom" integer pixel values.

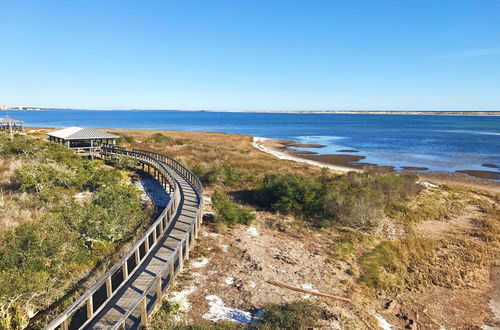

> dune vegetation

[{"left": 0, "top": 133, "right": 149, "bottom": 329}]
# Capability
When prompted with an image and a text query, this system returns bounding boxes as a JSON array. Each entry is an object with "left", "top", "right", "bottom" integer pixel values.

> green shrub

[
  {"left": 193, "top": 163, "right": 241, "bottom": 186},
  {"left": 254, "top": 173, "right": 324, "bottom": 215},
  {"left": 62, "top": 183, "right": 144, "bottom": 243},
  {"left": 253, "top": 171, "right": 420, "bottom": 230},
  {"left": 257, "top": 301, "right": 332, "bottom": 329},
  {"left": 212, "top": 191, "right": 255, "bottom": 226},
  {"left": 107, "top": 155, "right": 137, "bottom": 171},
  {"left": 148, "top": 133, "right": 173, "bottom": 144},
  {"left": 116, "top": 134, "right": 135, "bottom": 145}
]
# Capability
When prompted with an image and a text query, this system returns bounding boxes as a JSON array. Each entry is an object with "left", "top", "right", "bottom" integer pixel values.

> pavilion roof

[
  {"left": 46, "top": 126, "right": 119, "bottom": 140},
  {"left": 0, "top": 117, "right": 23, "bottom": 124}
]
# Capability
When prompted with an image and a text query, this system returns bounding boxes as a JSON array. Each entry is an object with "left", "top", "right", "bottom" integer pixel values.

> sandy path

[{"left": 252, "top": 137, "right": 361, "bottom": 172}]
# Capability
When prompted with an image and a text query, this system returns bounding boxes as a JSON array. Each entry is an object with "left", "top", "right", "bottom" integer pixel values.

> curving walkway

[
  {"left": 45, "top": 148, "right": 203, "bottom": 330},
  {"left": 87, "top": 168, "right": 199, "bottom": 329}
]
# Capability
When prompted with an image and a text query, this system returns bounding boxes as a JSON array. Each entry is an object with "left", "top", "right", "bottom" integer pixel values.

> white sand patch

[
  {"left": 202, "top": 295, "right": 264, "bottom": 324},
  {"left": 134, "top": 177, "right": 170, "bottom": 207},
  {"left": 252, "top": 137, "right": 360, "bottom": 172},
  {"left": 225, "top": 277, "right": 235, "bottom": 285},
  {"left": 300, "top": 283, "right": 319, "bottom": 299},
  {"left": 203, "top": 196, "right": 212, "bottom": 204},
  {"left": 249, "top": 281, "right": 257, "bottom": 288},
  {"left": 374, "top": 312, "right": 393, "bottom": 330},
  {"left": 417, "top": 181, "right": 438, "bottom": 188},
  {"left": 191, "top": 257, "right": 209, "bottom": 268},
  {"left": 203, "top": 232, "right": 220, "bottom": 238},
  {"left": 73, "top": 192, "right": 90, "bottom": 201},
  {"left": 247, "top": 227, "right": 259, "bottom": 236},
  {"left": 220, "top": 244, "right": 229, "bottom": 252},
  {"left": 168, "top": 286, "right": 196, "bottom": 312}
]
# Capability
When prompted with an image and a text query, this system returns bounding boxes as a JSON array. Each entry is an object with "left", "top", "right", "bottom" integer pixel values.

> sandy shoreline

[
  {"left": 252, "top": 137, "right": 361, "bottom": 172},
  {"left": 252, "top": 136, "right": 500, "bottom": 192}
]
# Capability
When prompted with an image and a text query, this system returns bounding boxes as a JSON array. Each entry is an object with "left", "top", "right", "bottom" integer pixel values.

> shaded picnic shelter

[
  {"left": 0, "top": 117, "right": 23, "bottom": 131},
  {"left": 46, "top": 126, "right": 118, "bottom": 155}
]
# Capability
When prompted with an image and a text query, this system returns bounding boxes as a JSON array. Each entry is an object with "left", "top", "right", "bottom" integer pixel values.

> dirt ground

[
  {"left": 158, "top": 186, "right": 499, "bottom": 329},
  {"left": 378, "top": 203, "right": 499, "bottom": 329},
  {"left": 162, "top": 198, "right": 370, "bottom": 328}
]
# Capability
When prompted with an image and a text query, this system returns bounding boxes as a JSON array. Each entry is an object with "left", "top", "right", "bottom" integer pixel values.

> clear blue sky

[{"left": 1, "top": 0, "right": 499, "bottom": 111}]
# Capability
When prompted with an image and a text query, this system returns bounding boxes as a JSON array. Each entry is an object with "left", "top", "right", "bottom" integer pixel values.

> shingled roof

[
  {"left": 0, "top": 118, "right": 23, "bottom": 124},
  {"left": 46, "top": 127, "right": 119, "bottom": 140}
]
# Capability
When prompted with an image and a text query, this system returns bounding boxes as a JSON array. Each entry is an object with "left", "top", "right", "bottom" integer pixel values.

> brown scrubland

[
  {"left": 0, "top": 128, "right": 498, "bottom": 329},
  {"left": 103, "top": 128, "right": 499, "bottom": 329}
]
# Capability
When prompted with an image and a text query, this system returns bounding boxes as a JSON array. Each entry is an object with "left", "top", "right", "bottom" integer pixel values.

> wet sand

[
  {"left": 456, "top": 170, "right": 500, "bottom": 180},
  {"left": 402, "top": 166, "right": 430, "bottom": 171},
  {"left": 253, "top": 137, "right": 500, "bottom": 188},
  {"left": 483, "top": 163, "right": 500, "bottom": 169}
]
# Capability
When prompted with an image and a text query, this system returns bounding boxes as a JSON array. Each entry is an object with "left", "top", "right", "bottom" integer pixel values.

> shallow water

[{"left": 3, "top": 110, "right": 500, "bottom": 173}]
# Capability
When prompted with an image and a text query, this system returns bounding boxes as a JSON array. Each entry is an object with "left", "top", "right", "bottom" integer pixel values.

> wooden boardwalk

[
  {"left": 86, "top": 169, "right": 199, "bottom": 329},
  {"left": 45, "top": 147, "right": 203, "bottom": 330}
]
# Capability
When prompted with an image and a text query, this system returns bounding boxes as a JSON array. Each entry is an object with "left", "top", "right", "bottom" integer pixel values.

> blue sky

[{"left": 1, "top": 1, "right": 499, "bottom": 111}]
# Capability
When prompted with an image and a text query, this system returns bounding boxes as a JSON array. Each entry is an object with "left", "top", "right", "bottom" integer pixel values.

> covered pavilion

[
  {"left": 0, "top": 117, "right": 23, "bottom": 131},
  {"left": 46, "top": 126, "right": 118, "bottom": 156}
]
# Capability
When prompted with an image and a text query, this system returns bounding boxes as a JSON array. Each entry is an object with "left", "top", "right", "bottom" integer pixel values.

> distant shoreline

[{"left": 3, "top": 109, "right": 500, "bottom": 116}]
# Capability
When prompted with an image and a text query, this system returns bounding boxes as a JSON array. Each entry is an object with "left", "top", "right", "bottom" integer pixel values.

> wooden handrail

[{"left": 44, "top": 145, "right": 204, "bottom": 330}]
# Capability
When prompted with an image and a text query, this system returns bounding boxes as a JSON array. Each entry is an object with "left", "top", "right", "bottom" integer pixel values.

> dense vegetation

[
  {"left": 0, "top": 133, "right": 147, "bottom": 328},
  {"left": 253, "top": 169, "right": 421, "bottom": 230},
  {"left": 211, "top": 191, "right": 255, "bottom": 226}
]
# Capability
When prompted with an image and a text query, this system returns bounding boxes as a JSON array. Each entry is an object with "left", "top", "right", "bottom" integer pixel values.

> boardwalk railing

[{"left": 45, "top": 146, "right": 203, "bottom": 330}]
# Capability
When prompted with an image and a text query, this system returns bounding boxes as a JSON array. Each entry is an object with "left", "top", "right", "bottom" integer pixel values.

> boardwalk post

[
  {"left": 185, "top": 235, "right": 190, "bottom": 259},
  {"left": 140, "top": 297, "right": 148, "bottom": 327},
  {"left": 61, "top": 318, "right": 69, "bottom": 330},
  {"left": 106, "top": 277, "right": 113, "bottom": 297},
  {"left": 168, "top": 262, "right": 175, "bottom": 288},
  {"left": 122, "top": 262, "right": 129, "bottom": 280},
  {"left": 135, "top": 248, "right": 140, "bottom": 265},
  {"left": 178, "top": 246, "right": 184, "bottom": 272},
  {"left": 156, "top": 277, "right": 162, "bottom": 301},
  {"left": 87, "top": 297, "right": 94, "bottom": 318}
]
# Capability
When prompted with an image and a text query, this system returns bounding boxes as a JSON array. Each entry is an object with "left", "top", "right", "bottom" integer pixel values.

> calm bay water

[{"left": 3, "top": 110, "right": 500, "bottom": 173}]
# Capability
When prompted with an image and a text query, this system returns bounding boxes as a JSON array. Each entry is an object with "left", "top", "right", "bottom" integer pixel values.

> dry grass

[
  {"left": 108, "top": 129, "right": 323, "bottom": 188},
  {"left": 0, "top": 159, "right": 41, "bottom": 242}
]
